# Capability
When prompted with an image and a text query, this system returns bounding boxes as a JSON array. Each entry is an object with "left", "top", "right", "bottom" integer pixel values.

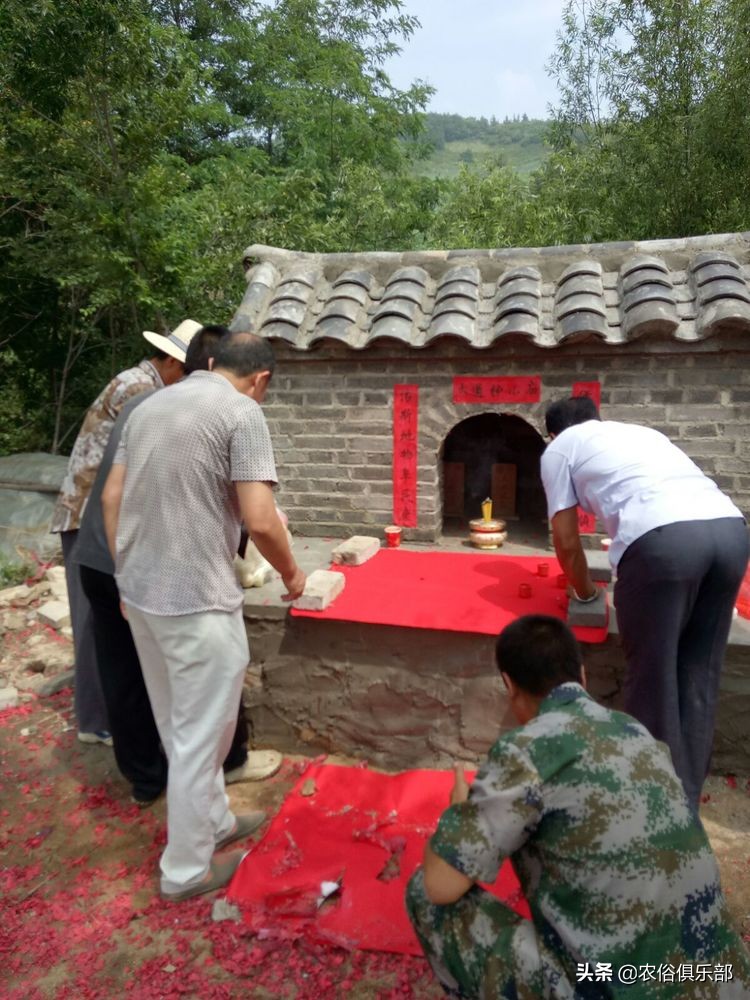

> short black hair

[
  {"left": 495, "top": 615, "right": 583, "bottom": 697},
  {"left": 213, "top": 331, "right": 276, "bottom": 377},
  {"left": 184, "top": 324, "right": 231, "bottom": 375},
  {"left": 545, "top": 396, "right": 600, "bottom": 437},
  {"left": 150, "top": 347, "right": 170, "bottom": 362}
]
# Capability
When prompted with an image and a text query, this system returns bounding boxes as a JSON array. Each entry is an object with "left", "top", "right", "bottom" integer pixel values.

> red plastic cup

[
  {"left": 518, "top": 583, "right": 533, "bottom": 599},
  {"left": 537, "top": 562, "right": 549, "bottom": 578},
  {"left": 556, "top": 573, "right": 568, "bottom": 590},
  {"left": 384, "top": 525, "right": 402, "bottom": 548}
]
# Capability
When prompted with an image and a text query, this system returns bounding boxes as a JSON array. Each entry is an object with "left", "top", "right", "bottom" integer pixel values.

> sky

[{"left": 384, "top": 0, "right": 566, "bottom": 121}]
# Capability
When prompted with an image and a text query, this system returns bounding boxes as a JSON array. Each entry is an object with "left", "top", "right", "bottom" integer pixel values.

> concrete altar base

[{"left": 242, "top": 608, "right": 750, "bottom": 775}]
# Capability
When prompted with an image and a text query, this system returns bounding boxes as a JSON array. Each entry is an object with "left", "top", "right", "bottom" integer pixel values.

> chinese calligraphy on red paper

[
  {"left": 453, "top": 376, "right": 541, "bottom": 404},
  {"left": 392, "top": 384, "right": 418, "bottom": 527}
]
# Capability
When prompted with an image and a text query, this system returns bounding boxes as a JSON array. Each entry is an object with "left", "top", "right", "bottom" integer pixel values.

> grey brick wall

[{"left": 263, "top": 336, "right": 750, "bottom": 540}]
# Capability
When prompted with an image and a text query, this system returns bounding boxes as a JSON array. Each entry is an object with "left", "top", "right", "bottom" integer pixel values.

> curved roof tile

[{"left": 232, "top": 233, "right": 750, "bottom": 349}]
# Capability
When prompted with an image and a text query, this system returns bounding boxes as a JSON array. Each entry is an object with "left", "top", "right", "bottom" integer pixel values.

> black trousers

[
  {"left": 79, "top": 565, "right": 249, "bottom": 800},
  {"left": 614, "top": 517, "right": 748, "bottom": 809}
]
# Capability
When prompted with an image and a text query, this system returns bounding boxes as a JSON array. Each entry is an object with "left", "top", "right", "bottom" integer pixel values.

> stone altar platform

[{"left": 242, "top": 536, "right": 750, "bottom": 775}]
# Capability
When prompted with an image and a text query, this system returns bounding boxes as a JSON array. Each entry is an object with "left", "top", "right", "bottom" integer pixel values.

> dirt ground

[{"left": 2, "top": 689, "right": 749, "bottom": 998}]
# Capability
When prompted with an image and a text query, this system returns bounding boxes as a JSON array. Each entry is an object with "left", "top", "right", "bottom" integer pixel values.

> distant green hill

[{"left": 410, "top": 113, "right": 551, "bottom": 179}]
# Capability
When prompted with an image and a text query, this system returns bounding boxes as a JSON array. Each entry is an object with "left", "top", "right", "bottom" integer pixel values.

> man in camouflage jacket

[{"left": 407, "top": 615, "right": 750, "bottom": 999}]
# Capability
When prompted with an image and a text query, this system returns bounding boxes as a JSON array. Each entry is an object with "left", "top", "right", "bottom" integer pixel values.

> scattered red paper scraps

[{"left": 228, "top": 763, "right": 529, "bottom": 955}]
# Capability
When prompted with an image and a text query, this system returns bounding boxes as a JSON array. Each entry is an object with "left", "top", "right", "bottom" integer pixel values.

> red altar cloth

[{"left": 292, "top": 550, "right": 609, "bottom": 643}]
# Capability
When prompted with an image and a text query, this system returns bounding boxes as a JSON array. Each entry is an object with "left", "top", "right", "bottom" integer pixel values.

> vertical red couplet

[{"left": 392, "top": 384, "right": 419, "bottom": 528}]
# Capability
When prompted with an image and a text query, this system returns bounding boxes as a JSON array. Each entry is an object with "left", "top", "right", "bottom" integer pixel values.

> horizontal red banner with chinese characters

[
  {"left": 392, "top": 384, "right": 418, "bottom": 528},
  {"left": 453, "top": 376, "right": 541, "bottom": 404}
]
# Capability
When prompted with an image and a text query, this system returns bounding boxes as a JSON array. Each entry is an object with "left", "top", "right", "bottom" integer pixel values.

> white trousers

[{"left": 126, "top": 604, "right": 249, "bottom": 894}]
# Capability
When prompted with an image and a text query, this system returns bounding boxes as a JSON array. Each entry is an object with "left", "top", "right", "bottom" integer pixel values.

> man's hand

[
  {"left": 450, "top": 762, "right": 471, "bottom": 806},
  {"left": 551, "top": 506, "right": 596, "bottom": 601},
  {"left": 119, "top": 601, "right": 129, "bottom": 620},
  {"left": 566, "top": 583, "right": 598, "bottom": 602},
  {"left": 281, "top": 566, "right": 306, "bottom": 602}
]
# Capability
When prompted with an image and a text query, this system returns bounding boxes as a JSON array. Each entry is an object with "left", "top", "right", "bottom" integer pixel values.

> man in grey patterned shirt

[{"left": 102, "top": 332, "right": 305, "bottom": 901}]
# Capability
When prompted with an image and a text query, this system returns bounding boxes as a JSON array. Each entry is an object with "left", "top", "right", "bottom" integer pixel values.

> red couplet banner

[
  {"left": 392, "top": 384, "right": 418, "bottom": 527},
  {"left": 578, "top": 508, "right": 596, "bottom": 534},
  {"left": 453, "top": 376, "right": 541, "bottom": 404},
  {"left": 572, "top": 380, "right": 601, "bottom": 409}
]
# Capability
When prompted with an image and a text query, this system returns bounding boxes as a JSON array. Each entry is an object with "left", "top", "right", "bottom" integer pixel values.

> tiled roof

[{"left": 230, "top": 233, "right": 750, "bottom": 350}]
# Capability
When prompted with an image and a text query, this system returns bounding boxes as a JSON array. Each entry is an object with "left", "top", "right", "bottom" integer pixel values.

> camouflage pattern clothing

[
  {"left": 406, "top": 683, "right": 750, "bottom": 999},
  {"left": 50, "top": 360, "right": 164, "bottom": 533}
]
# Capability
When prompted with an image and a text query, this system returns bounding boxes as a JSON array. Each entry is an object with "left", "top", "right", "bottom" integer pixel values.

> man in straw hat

[
  {"left": 51, "top": 319, "right": 202, "bottom": 746},
  {"left": 73, "top": 325, "right": 283, "bottom": 807}
]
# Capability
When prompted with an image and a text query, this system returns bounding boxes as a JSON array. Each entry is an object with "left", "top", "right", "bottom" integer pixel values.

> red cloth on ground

[
  {"left": 292, "top": 550, "right": 608, "bottom": 643},
  {"left": 228, "top": 763, "right": 530, "bottom": 955}
]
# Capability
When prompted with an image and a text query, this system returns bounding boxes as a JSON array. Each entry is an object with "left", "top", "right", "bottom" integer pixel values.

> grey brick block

[
  {"left": 667, "top": 405, "right": 729, "bottom": 422},
  {"left": 682, "top": 389, "right": 721, "bottom": 404},
  {"left": 675, "top": 370, "right": 738, "bottom": 385},
  {"left": 649, "top": 389, "right": 685, "bottom": 404},
  {"left": 292, "top": 569, "right": 346, "bottom": 611},
  {"left": 682, "top": 424, "right": 718, "bottom": 437},
  {"left": 603, "top": 373, "right": 669, "bottom": 388},
  {"left": 346, "top": 437, "right": 392, "bottom": 452},
  {"left": 332, "top": 536, "right": 380, "bottom": 566},
  {"left": 331, "top": 391, "right": 361, "bottom": 405},
  {"left": 603, "top": 406, "right": 667, "bottom": 423},
  {"left": 585, "top": 551, "right": 612, "bottom": 583},
  {"left": 567, "top": 589, "right": 608, "bottom": 628}
]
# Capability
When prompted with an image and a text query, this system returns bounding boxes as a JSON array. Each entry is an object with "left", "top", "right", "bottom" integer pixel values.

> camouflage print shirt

[
  {"left": 50, "top": 360, "right": 164, "bottom": 533},
  {"left": 430, "top": 683, "right": 750, "bottom": 998}
]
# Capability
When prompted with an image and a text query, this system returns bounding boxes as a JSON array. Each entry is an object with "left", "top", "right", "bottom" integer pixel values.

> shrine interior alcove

[{"left": 440, "top": 413, "right": 548, "bottom": 544}]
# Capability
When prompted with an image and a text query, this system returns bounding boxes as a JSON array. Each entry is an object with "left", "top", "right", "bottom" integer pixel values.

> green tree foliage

[
  {"left": 3, "top": 1, "right": 750, "bottom": 455},
  {"left": 0, "top": 0, "right": 432, "bottom": 453},
  {"left": 542, "top": 0, "right": 743, "bottom": 241}
]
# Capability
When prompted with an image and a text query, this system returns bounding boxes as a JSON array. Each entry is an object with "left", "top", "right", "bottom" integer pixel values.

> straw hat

[{"left": 143, "top": 319, "right": 202, "bottom": 363}]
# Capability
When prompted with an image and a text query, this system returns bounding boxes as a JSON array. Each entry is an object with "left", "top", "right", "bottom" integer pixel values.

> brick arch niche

[{"left": 436, "top": 412, "right": 548, "bottom": 543}]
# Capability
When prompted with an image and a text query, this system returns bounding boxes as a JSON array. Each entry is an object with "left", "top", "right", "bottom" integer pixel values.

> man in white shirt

[{"left": 540, "top": 396, "right": 748, "bottom": 808}]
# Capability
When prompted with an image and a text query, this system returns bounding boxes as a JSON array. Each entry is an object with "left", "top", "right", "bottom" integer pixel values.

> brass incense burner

[{"left": 469, "top": 498, "right": 507, "bottom": 549}]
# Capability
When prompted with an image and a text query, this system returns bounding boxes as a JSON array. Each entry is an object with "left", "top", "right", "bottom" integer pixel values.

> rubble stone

[
  {"left": 24, "top": 643, "right": 73, "bottom": 676},
  {"left": 2, "top": 611, "right": 26, "bottom": 631},
  {"left": 0, "top": 584, "right": 31, "bottom": 606},
  {"left": 37, "top": 669, "right": 75, "bottom": 697},
  {"left": 37, "top": 601, "right": 71, "bottom": 629},
  {"left": 45, "top": 566, "right": 66, "bottom": 586},
  {"left": 0, "top": 685, "right": 19, "bottom": 710}
]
